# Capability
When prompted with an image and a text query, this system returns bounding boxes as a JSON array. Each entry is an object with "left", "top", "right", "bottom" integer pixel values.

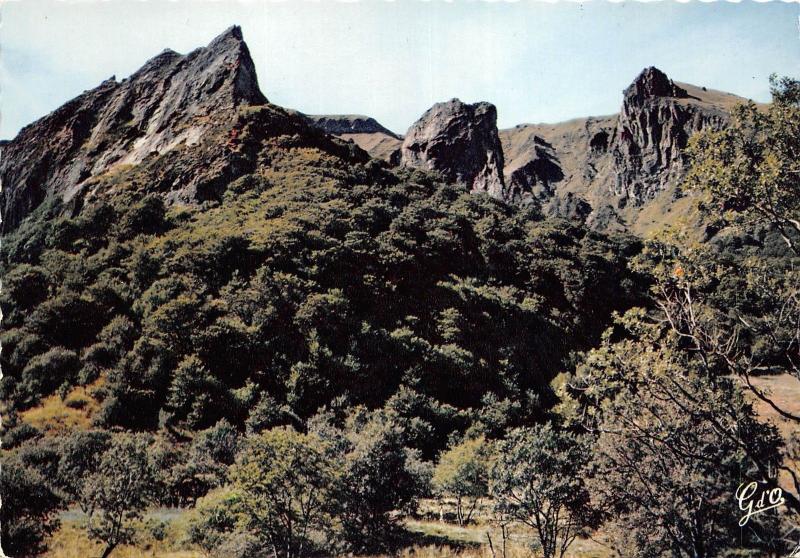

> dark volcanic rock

[
  {"left": 400, "top": 99, "right": 506, "bottom": 200},
  {"left": 609, "top": 67, "right": 727, "bottom": 204},
  {"left": 623, "top": 66, "right": 689, "bottom": 104},
  {"left": 506, "top": 138, "right": 565, "bottom": 205},
  {"left": 305, "top": 115, "right": 400, "bottom": 138},
  {"left": 1, "top": 25, "right": 266, "bottom": 232}
]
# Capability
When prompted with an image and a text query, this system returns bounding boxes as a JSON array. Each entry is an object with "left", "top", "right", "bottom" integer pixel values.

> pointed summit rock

[
  {"left": 1, "top": 25, "right": 267, "bottom": 232},
  {"left": 400, "top": 99, "right": 506, "bottom": 200},
  {"left": 609, "top": 66, "right": 727, "bottom": 204},
  {"left": 623, "top": 66, "right": 689, "bottom": 104}
]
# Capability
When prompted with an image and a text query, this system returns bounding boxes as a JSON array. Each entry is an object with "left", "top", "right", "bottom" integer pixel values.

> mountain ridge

[
  {"left": 318, "top": 69, "right": 758, "bottom": 235},
  {"left": 1, "top": 26, "right": 762, "bottom": 239}
]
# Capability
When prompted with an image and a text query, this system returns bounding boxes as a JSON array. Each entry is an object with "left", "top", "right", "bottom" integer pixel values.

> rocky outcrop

[
  {"left": 306, "top": 115, "right": 400, "bottom": 138},
  {"left": 505, "top": 136, "right": 564, "bottom": 205},
  {"left": 1, "top": 25, "right": 266, "bottom": 232},
  {"left": 304, "top": 114, "right": 403, "bottom": 163},
  {"left": 401, "top": 99, "right": 506, "bottom": 200},
  {"left": 609, "top": 67, "right": 728, "bottom": 205},
  {"left": 500, "top": 68, "right": 745, "bottom": 234}
]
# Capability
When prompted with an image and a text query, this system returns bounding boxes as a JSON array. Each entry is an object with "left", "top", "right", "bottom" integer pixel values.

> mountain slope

[{"left": 0, "top": 27, "right": 645, "bottom": 451}]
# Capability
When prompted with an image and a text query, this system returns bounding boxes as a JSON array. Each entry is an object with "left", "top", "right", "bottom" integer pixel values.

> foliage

[
  {"left": 228, "top": 427, "right": 335, "bottom": 558},
  {"left": 187, "top": 487, "right": 261, "bottom": 558},
  {"left": 328, "top": 409, "right": 430, "bottom": 553},
  {"left": 490, "top": 424, "right": 594, "bottom": 558},
  {"left": 432, "top": 436, "right": 491, "bottom": 526},
  {"left": 559, "top": 314, "right": 789, "bottom": 558},
  {"left": 55, "top": 429, "right": 112, "bottom": 503},
  {"left": 79, "top": 433, "right": 157, "bottom": 558},
  {"left": 0, "top": 454, "right": 63, "bottom": 557},
  {"left": 687, "top": 75, "right": 800, "bottom": 255}
]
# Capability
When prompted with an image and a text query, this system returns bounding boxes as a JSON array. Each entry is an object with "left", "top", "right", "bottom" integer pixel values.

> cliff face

[
  {"left": 0, "top": 25, "right": 266, "bottom": 232},
  {"left": 609, "top": 67, "right": 729, "bottom": 205},
  {"left": 500, "top": 68, "right": 745, "bottom": 233},
  {"left": 400, "top": 99, "right": 506, "bottom": 200}
]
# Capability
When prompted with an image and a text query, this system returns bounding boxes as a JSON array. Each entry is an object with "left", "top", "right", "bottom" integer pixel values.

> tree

[
  {"left": 229, "top": 427, "right": 334, "bottom": 558},
  {"left": 19, "top": 346, "right": 79, "bottom": 403},
  {"left": 0, "top": 455, "right": 62, "bottom": 557},
  {"left": 56, "top": 430, "right": 112, "bottom": 504},
  {"left": 681, "top": 74, "right": 800, "bottom": 432},
  {"left": 80, "top": 433, "right": 156, "bottom": 558},
  {"left": 187, "top": 487, "right": 261, "bottom": 558},
  {"left": 326, "top": 410, "right": 428, "bottom": 553},
  {"left": 687, "top": 75, "right": 800, "bottom": 255},
  {"left": 629, "top": 235, "right": 800, "bottom": 517},
  {"left": 433, "top": 436, "right": 490, "bottom": 526},
  {"left": 560, "top": 323, "right": 789, "bottom": 557},
  {"left": 489, "top": 424, "right": 594, "bottom": 558},
  {"left": 596, "top": 367, "right": 784, "bottom": 557},
  {"left": 307, "top": 407, "right": 431, "bottom": 552},
  {"left": 163, "top": 354, "right": 229, "bottom": 429}
]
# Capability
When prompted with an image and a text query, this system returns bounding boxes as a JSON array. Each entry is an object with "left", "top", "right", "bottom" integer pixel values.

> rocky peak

[
  {"left": 623, "top": 67, "right": 689, "bottom": 104},
  {"left": 195, "top": 25, "right": 265, "bottom": 106},
  {"left": 1, "top": 25, "right": 267, "bottom": 232},
  {"left": 400, "top": 99, "right": 505, "bottom": 200},
  {"left": 609, "top": 67, "right": 726, "bottom": 205}
]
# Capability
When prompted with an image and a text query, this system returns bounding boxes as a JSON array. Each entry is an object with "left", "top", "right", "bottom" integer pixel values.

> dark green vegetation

[
  {"left": 2, "top": 78, "right": 799, "bottom": 558},
  {"left": 0, "top": 103, "right": 644, "bottom": 442}
]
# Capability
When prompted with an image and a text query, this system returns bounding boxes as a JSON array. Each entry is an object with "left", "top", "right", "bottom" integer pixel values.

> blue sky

[{"left": 1, "top": 1, "right": 798, "bottom": 138}]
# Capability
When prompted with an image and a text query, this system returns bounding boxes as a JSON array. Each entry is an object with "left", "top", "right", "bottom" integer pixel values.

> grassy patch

[
  {"left": 20, "top": 379, "right": 104, "bottom": 434},
  {"left": 47, "top": 509, "right": 199, "bottom": 558},
  {"left": 404, "top": 519, "right": 613, "bottom": 558}
]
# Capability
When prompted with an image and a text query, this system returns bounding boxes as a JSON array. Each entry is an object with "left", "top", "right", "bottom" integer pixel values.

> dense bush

[
  {"left": 432, "top": 435, "right": 490, "bottom": 526},
  {"left": 0, "top": 140, "right": 646, "bottom": 451},
  {"left": 0, "top": 455, "right": 63, "bottom": 557}
]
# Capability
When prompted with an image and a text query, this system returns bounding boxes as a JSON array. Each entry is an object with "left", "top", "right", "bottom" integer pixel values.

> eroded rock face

[
  {"left": 505, "top": 136, "right": 564, "bottom": 206},
  {"left": 401, "top": 99, "right": 506, "bottom": 200},
  {"left": 500, "top": 117, "right": 615, "bottom": 222},
  {"left": 1, "top": 25, "right": 266, "bottom": 232},
  {"left": 609, "top": 67, "right": 727, "bottom": 204},
  {"left": 500, "top": 68, "right": 743, "bottom": 233}
]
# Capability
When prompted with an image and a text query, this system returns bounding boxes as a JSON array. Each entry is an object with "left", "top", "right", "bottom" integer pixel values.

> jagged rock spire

[
  {"left": 610, "top": 67, "right": 726, "bottom": 204},
  {"left": 1, "top": 26, "right": 267, "bottom": 232},
  {"left": 623, "top": 66, "right": 689, "bottom": 104}
]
